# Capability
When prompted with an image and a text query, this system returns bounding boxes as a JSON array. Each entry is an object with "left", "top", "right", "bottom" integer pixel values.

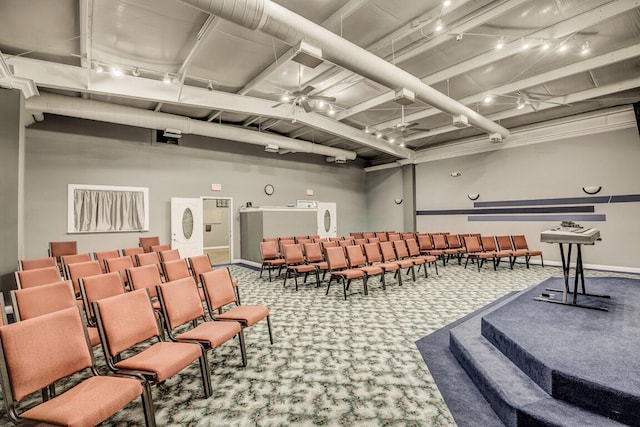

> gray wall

[
  {"left": 23, "top": 116, "right": 367, "bottom": 261},
  {"left": 412, "top": 127, "right": 640, "bottom": 270},
  {"left": 365, "top": 167, "right": 405, "bottom": 232}
]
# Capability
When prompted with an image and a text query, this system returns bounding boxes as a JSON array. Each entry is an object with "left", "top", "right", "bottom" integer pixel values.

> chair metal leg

[
  {"left": 238, "top": 329, "right": 247, "bottom": 367},
  {"left": 266, "top": 315, "right": 273, "bottom": 344},
  {"left": 198, "top": 349, "right": 212, "bottom": 398}
]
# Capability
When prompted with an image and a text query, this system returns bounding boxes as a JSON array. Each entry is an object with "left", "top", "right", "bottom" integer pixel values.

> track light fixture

[
  {"left": 496, "top": 37, "right": 505, "bottom": 49},
  {"left": 580, "top": 41, "right": 591, "bottom": 55},
  {"left": 207, "top": 80, "right": 214, "bottom": 91},
  {"left": 435, "top": 19, "right": 444, "bottom": 32},
  {"left": 521, "top": 38, "right": 530, "bottom": 50},
  {"left": 483, "top": 95, "right": 493, "bottom": 104},
  {"left": 516, "top": 97, "right": 526, "bottom": 110},
  {"left": 132, "top": 67, "right": 140, "bottom": 77},
  {"left": 540, "top": 39, "right": 549, "bottom": 50},
  {"left": 95, "top": 63, "right": 104, "bottom": 73},
  {"left": 558, "top": 42, "right": 568, "bottom": 52},
  {"left": 163, "top": 73, "right": 171, "bottom": 84}
]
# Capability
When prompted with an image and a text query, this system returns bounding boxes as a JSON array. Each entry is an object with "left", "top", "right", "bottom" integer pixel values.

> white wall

[
  {"left": 413, "top": 127, "right": 640, "bottom": 270},
  {"left": 24, "top": 116, "right": 367, "bottom": 260}
]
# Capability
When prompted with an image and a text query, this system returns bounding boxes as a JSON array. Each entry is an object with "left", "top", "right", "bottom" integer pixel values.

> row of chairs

[
  {"left": 261, "top": 239, "right": 439, "bottom": 299},
  {"left": 0, "top": 264, "right": 272, "bottom": 426}
]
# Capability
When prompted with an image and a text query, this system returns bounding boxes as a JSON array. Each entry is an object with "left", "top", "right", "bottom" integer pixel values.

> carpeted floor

[{"left": 2, "top": 262, "right": 638, "bottom": 426}]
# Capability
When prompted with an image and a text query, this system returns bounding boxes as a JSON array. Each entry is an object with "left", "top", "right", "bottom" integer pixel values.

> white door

[
  {"left": 317, "top": 202, "right": 337, "bottom": 238},
  {"left": 171, "top": 197, "right": 203, "bottom": 258}
]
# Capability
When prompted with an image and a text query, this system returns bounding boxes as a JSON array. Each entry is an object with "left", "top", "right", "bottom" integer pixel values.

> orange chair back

[
  {"left": 15, "top": 266, "right": 61, "bottom": 289},
  {"left": 303, "top": 243, "right": 324, "bottom": 263},
  {"left": 49, "top": 241, "right": 77, "bottom": 259},
  {"left": 122, "top": 247, "right": 144, "bottom": 258},
  {"left": 345, "top": 245, "right": 367, "bottom": 268},
  {"left": 151, "top": 244, "right": 171, "bottom": 253},
  {"left": 283, "top": 244, "right": 305, "bottom": 265},
  {"left": 18, "top": 257, "right": 56, "bottom": 271},
  {"left": 201, "top": 269, "right": 237, "bottom": 311},
  {"left": 363, "top": 243, "right": 383, "bottom": 264},
  {"left": 157, "top": 277, "right": 204, "bottom": 330},
  {"left": 188, "top": 254, "right": 213, "bottom": 282},
  {"left": 511, "top": 235, "right": 530, "bottom": 250},
  {"left": 392, "top": 240, "right": 410, "bottom": 258},
  {"left": 11, "top": 281, "right": 76, "bottom": 321},
  {"left": 379, "top": 242, "right": 398, "bottom": 262},
  {"left": 406, "top": 239, "right": 421, "bottom": 257},
  {"left": 105, "top": 256, "right": 135, "bottom": 284},
  {"left": 66, "top": 260, "right": 102, "bottom": 295},
  {"left": 481, "top": 236, "right": 498, "bottom": 251},
  {"left": 80, "top": 271, "right": 126, "bottom": 319},
  {"left": 139, "top": 236, "right": 160, "bottom": 253},
  {"left": 127, "top": 264, "right": 162, "bottom": 298},
  {"left": 418, "top": 235, "right": 433, "bottom": 251},
  {"left": 464, "top": 236, "right": 483, "bottom": 253},
  {"left": 163, "top": 259, "right": 191, "bottom": 282},
  {"left": 159, "top": 249, "right": 180, "bottom": 263},
  {"left": 93, "top": 250, "right": 121, "bottom": 273},
  {"left": 325, "top": 246, "right": 349, "bottom": 270},
  {"left": 260, "top": 241, "right": 280, "bottom": 261},
  {"left": 432, "top": 234, "right": 448, "bottom": 250}
]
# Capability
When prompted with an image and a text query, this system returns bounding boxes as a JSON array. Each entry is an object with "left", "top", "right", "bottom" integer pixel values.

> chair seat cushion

[
  {"left": 418, "top": 255, "right": 437, "bottom": 263},
  {"left": 177, "top": 321, "right": 241, "bottom": 347},
  {"left": 395, "top": 260, "right": 414, "bottom": 268},
  {"left": 310, "top": 261, "right": 328, "bottom": 270},
  {"left": 333, "top": 269, "right": 365, "bottom": 280},
  {"left": 265, "top": 259, "right": 285, "bottom": 266},
  {"left": 289, "top": 264, "right": 317, "bottom": 273},
  {"left": 409, "top": 257, "right": 425, "bottom": 265},
  {"left": 378, "top": 262, "right": 399, "bottom": 271},
  {"left": 115, "top": 341, "right": 202, "bottom": 382},
  {"left": 215, "top": 305, "right": 269, "bottom": 327},
  {"left": 359, "top": 266, "right": 383, "bottom": 275},
  {"left": 21, "top": 375, "right": 142, "bottom": 427}
]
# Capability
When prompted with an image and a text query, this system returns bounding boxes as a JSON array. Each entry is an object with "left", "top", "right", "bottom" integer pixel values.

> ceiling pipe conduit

[
  {"left": 25, "top": 93, "right": 358, "bottom": 160},
  {"left": 178, "top": 0, "right": 510, "bottom": 140}
]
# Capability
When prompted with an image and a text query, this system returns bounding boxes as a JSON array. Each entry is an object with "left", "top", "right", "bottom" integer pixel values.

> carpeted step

[
  {"left": 449, "top": 304, "right": 626, "bottom": 427},
  {"left": 480, "top": 276, "right": 640, "bottom": 426}
]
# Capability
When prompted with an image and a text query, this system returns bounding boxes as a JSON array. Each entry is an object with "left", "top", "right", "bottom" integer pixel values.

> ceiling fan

[
  {"left": 271, "top": 65, "right": 336, "bottom": 113},
  {"left": 380, "top": 105, "right": 429, "bottom": 138},
  {"left": 271, "top": 85, "right": 336, "bottom": 113}
]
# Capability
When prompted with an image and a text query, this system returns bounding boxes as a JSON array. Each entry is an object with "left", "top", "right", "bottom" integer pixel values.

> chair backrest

[
  {"left": 338, "top": 240, "right": 353, "bottom": 248},
  {"left": 61, "top": 253, "right": 93, "bottom": 279},
  {"left": 260, "top": 241, "right": 280, "bottom": 261},
  {"left": 283, "top": 244, "right": 305, "bottom": 265},
  {"left": 157, "top": 277, "right": 204, "bottom": 331},
  {"left": 388, "top": 233, "right": 401, "bottom": 242},
  {"left": 93, "top": 250, "right": 121, "bottom": 273},
  {"left": 350, "top": 232, "right": 363, "bottom": 239},
  {"left": 432, "top": 234, "right": 448, "bottom": 250},
  {"left": 418, "top": 235, "right": 433, "bottom": 251},
  {"left": 279, "top": 239, "right": 296, "bottom": 255},
  {"left": 328, "top": 236, "right": 342, "bottom": 242},
  {"left": 93, "top": 289, "right": 159, "bottom": 356},
  {"left": 363, "top": 242, "right": 383, "bottom": 264},
  {"left": 294, "top": 235, "right": 309, "bottom": 243},
  {"left": 122, "top": 247, "right": 145, "bottom": 259},
  {"left": 379, "top": 241, "right": 398, "bottom": 262},
  {"left": 392, "top": 240, "right": 410, "bottom": 258},
  {"left": 0, "top": 306, "right": 92, "bottom": 403},
  {"left": 345, "top": 245, "right": 367, "bottom": 268},
  {"left": 105, "top": 256, "right": 135, "bottom": 284},
  {"left": 200, "top": 268, "right": 237, "bottom": 312},
  {"left": 188, "top": 254, "right": 213, "bottom": 282},
  {"left": 496, "top": 235, "right": 515, "bottom": 251},
  {"left": 362, "top": 232, "right": 374, "bottom": 239},
  {"left": 321, "top": 240, "right": 338, "bottom": 250},
  {"left": 139, "top": 236, "right": 160, "bottom": 253},
  {"left": 481, "top": 236, "right": 498, "bottom": 251},
  {"left": 11, "top": 280, "right": 76, "bottom": 321},
  {"left": 262, "top": 237, "right": 278, "bottom": 243},
  {"left": 511, "top": 235, "right": 530, "bottom": 250},
  {"left": 405, "top": 239, "right": 421, "bottom": 257},
  {"left": 353, "top": 238, "right": 366, "bottom": 246},
  {"left": 325, "top": 246, "right": 349, "bottom": 270},
  {"left": 151, "top": 244, "right": 171, "bottom": 253},
  {"left": 367, "top": 237, "right": 380, "bottom": 243},
  {"left": 66, "top": 260, "right": 102, "bottom": 295},
  {"left": 79, "top": 271, "right": 126, "bottom": 321},
  {"left": 18, "top": 257, "right": 56, "bottom": 271},
  {"left": 127, "top": 264, "right": 162, "bottom": 297},
  {"left": 162, "top": 259, "right": 191, "bottom": 282},
  {"left": 401, "top": 233, "right": 415, "bottom": 241},
  {"left": 136, "top": 252, "right": 161, "bottom": 271},
  {"left": 159, "top": 249, "right": 181, "bottom": 263},
  {"left": 49, "top": 241, "right": 77, "bottom": 259},
  {"left": 464, "top": 236, "right": 483, "bottom": 253},
  {"left": 303, "top": 243, "right": 324, "bottom": 263},
  {"left": 375, "top": 232, "right": 388, "bottom": 242},
  {"left": 446, "top": 234, "right": 461, "bottom": 249},
  {"left": 15, "top": 266, "right": 61, "bottom": 289}
]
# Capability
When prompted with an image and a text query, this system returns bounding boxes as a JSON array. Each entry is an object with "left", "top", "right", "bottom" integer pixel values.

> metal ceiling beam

[
  {"left": 79, "top": 0, "right": 93, "bottom": 69},
  {"left": 379, "top": 42, "right": 640, "bottom": 132},
  {"left": 406, "top": 76, "right": 640, "bottom": 142},
  {"left": 8, "top": 56, "right": 413, "bottom": 158},
  {"left": 177, "top": 15, "right": 219, "bottom": 76}
]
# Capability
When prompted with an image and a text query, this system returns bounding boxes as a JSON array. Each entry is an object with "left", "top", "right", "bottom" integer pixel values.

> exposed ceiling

[{"left": 1, "top": 0, "right": 639, "bottom": 166}]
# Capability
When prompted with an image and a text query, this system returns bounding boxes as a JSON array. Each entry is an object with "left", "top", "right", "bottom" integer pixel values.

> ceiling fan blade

[
  {"left": 272, "top": 102, "right": 285, "bottom": 108},
  {"left": 301, "top": 85, "right": 315, "bottom": 95},
  {"left": 309, "top": 95, "right": 336, "bottom": 102},
  {"left": 301, "top": 99, "right": 314, "bottom": 113}
]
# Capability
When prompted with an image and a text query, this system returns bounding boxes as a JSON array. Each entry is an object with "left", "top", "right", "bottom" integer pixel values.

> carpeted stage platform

[{"left": 417, "top": 276, "right": 640, "bottom": 427}]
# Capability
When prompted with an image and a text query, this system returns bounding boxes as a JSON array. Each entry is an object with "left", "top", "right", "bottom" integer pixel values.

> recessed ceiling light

[
  {"left": 443, "top": 0, "right": 451, "bottom": 6},
  {"left": 435, "top": 19, "right": 444, "bottom": 32},
  {"left": 580, "top": 41, "right": 591, "bottom": 55},
  {"left": 496, "top": 37, "right": 504, "bottom": 49},
  {"left": 483, "top": 95, "right": 493, "bottom": 104},
  {"left": 112, "top": 68, "right": 123, "bottom": 77},
  {"left": 163, "top": 73, "right": 171, "bottom": 84}
]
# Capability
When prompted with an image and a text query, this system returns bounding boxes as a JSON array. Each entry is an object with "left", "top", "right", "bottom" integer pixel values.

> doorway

[{"left": 202, "top": 197, "right": 232, "bottom": 266}]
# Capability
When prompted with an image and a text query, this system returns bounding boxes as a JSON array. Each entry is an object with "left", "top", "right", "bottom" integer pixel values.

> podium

[{"left": 535, "top": 225, "right": 609, "bottom": 311}]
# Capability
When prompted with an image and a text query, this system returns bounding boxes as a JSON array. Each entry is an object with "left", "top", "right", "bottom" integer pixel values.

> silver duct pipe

[
  {"left": 25, "top": 93, "right": 358, "bottom": 160},
  {"left": 178, "top": 0, "right": 510, "bottom": 139}
]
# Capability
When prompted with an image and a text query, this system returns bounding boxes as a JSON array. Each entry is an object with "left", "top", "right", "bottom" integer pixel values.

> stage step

[{"left": 449, "top": 303, "right": 625, "bottom": 427}]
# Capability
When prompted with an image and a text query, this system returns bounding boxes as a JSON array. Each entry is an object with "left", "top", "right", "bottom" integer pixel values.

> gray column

[
  {"left": 401, "top": 164, "right": 416, "bottom": 232},
  {"left": 0, "top": 89, "right": 25, "bottom": 295}
]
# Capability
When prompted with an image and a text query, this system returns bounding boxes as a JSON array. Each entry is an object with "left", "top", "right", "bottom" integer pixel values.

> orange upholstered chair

[
  {"left": 10, "top": 280, "right": 101, "bottom": 347},
  {"left": 393, "top": 239, "right": 427, "bottom": 278},
  {"left": 17, "top": 256, "right": 56, "bottom": 271},
  {"left": 150, "top": 244, "right": 171, "bottom": 253},
  {"left": 79, "top": 271, "right": 127, "bottom": 326},
  {"left": 345, "top": 245, "right": 385, "bottom": 291},
  {"left": 0, "top": 306, "right": 155, "bottom": 426},
  {"left": 60, "top": 253, "right": 92, "bottom": 278},
  {"left": 139, "top": 236, "right": 160, "bottom": 253},
  {"left": 126, "top": 264, "right": 163, "bottom": 309},
  {"left": 324, "top": 246, "right": 367, "bottom": 300},
  {"left": 363, "top": 242, "right": 402, "bottom": 286},
  {"left": 303, "top": 242, "right": 329, "bottom": 283},
  {"left": 93, "top": 249, "right": 121, "bottom": 273},
  {"left": 136, "top": 252, "right": 162, "bottom": 276},
  {"left": 496, "top": 235, "right": 528, "bottom": 268},
  {"left": 463, "top": 236, "right": 499, "bottom": 271},
  {"left": 201, "top": 268, "right": 273, "bottom": 350},
  {"left": 282, "top": 243, "right": 319, "bottom": 290},
  {"left": 511, "top": 235, "right": 544, "bottom": 268},
  {"left": 48, "top": 240, "right": 77, "bottom": 273},
  {"left": 188, "top": 254, "right": 213, "bottom": 283},
  {"left": 259, "top": 241, "right": 285, "bottom": 282},
  {"left": 14, "top": 266, "right": 62, "bottom": 289},
  {"left": 105, "top": 255, "right": 135, "bottom": 289},
  {"left": 122, "top": 246, "right": 145, "bottom": 260},
  {"left": 159, "top": 249, "right": 181, "bottom": 263},
  {"left": 93, "top": 288, "right": 212, "bottom": 399},
  {"left": 480, "top": 236, "right": 512, "bottom": 269},
  {"left": 406, "top": 238, "right": 439, "bottom": 276},
  {"left": 157, "top": 277, "right": 246, "bottom": 366},
  {"left": 379, "top": 241, "right": 415, "bottom": 281},
  {"left": 66, "top": 260, "right": 103, "bottom": 296},
  {"left": 162, "top": 258, "right": 191, "bottom": 282}
]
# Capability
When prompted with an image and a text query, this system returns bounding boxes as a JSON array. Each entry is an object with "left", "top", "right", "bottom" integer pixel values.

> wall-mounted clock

[{"left": 264, "top": 184, "right": 275, "bottom": 195}]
